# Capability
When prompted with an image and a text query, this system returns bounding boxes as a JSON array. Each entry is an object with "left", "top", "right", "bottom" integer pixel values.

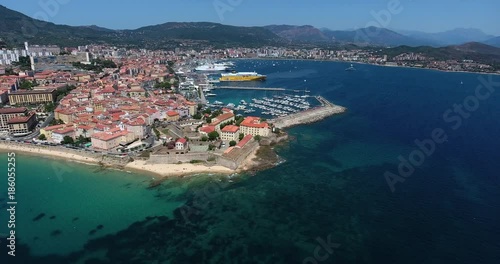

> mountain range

[{"left": 0, "top": 5, "right": 499, "bottom": 49}]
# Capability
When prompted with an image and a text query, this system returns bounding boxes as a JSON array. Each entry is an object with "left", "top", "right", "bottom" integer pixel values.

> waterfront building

[
  {"left": 91, "top": 129, "right": 136, "bottom": 150},
  {"left": 239, "top": 116, "right": 270, "bottom": 137}
]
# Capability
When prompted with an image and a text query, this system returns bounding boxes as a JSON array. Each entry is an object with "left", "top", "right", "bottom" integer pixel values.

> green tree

[
  {"left": 229, "top": 140, "right": 237, "bottom": 147},
  {"left": 38, "top": 134, "right": 47, "bottom": 141},
  {"left": 44, "top": 102, "right": 56, "bottom": 112},
  {"left": 193, "top": 113, "right": 202, "bottom": 119},
  {"left": 208, "top": 131, "right": 219, "bottom": 141},
  {"left": 208, "top": 144, "right": 216, "bottom": 151},
  {"left": 19, "top": 79, "right": 36, "bottom": 90},
  {"left": 235, "top": 116, "right": 245, "bottom": 126},
  {"left": 254, "top": 135, "right": 261, "bottom": 141},
  {"left": 239, "top": 133, "right": 245, "bottom": 141},
  {"left": 61, "top": 136, "right": 74, "bottom": 145},
  {"left": 201, "top": 136, "right": 208, "bottom": 142}
]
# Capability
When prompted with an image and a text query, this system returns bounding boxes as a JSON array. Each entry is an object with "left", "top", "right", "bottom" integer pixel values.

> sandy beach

[
  {"left": 125, "top": 160, "right": 234, "bottom": 177},
  {"left": 0, "top": 142, "right": 99, "bottom": 164}
]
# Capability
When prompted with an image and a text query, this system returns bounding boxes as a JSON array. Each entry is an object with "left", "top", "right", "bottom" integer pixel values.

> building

[
  {"left": 128, "top": 86, "right": 146, "bottom": 97},
  {"left": 40, "top": 124, "right": 74, "bottom": 140},
  {"left": 185, "top": 101, "right": 197, "bottom": 116},
  {"left": 239, "top": 116, "right": 270, "bottom": 137},
  {"left": 210, "top": 112, "right": 235, "bottom": 131},
  {"left": 91, "top": 129, "right": 135, "bottom": 151},
  {"left": 235, "top": 134, "right": 253, "bottom": 149},
  {"left": 175, "top": 138, "right": 188, "bottom": 150},
  {"left": 7, "top": 112, "right": 37, "bottom": 135},
  {"left": 221, "top": 125, "right": 239, "bottom": 141},
  {"left": 51, "top": 127, "right": 76, "bottom": 143},
  {"left": 0, "top": 107, "right": 37, "bottom": 133},
  {"left": 166, "top": 110, "right": 180, "bottom": 122},
  {"left": 8, "top": 89, "right": 56, "bottom": 105},
  {"left": 199, "top": 125, "right": 215, "bottom": 137}
]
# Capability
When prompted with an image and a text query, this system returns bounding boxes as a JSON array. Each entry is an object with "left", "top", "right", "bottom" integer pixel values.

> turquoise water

[{"left": 1, "top": 60, "right": 500, "bottom": 263}]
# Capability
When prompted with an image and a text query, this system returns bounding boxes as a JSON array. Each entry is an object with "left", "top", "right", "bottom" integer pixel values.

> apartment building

[{"left": 8, "top": 89, "right": 56, "bottom": 105}]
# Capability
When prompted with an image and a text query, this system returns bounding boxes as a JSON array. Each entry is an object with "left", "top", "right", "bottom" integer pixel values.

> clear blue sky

[{"left": 1, "top": 0, "right": 499, "bottom": 35}]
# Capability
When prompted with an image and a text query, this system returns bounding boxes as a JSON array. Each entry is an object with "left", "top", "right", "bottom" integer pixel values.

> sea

[{"left": 1, "top": 60, "right": 500, "bottom": 264}]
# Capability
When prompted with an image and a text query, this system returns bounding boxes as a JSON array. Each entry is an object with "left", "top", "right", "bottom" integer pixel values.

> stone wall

[{"left": 149, "top": 152, "right": 213, "bottom": 164}]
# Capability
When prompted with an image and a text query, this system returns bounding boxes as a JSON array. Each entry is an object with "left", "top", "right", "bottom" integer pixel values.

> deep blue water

[{"left": 1, "top": 60, "right": 500, "bottom": 263}]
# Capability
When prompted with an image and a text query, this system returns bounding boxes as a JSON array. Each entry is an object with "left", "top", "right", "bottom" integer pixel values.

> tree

[
  {"left": 229, "top": 140, "right": 237, "bottom": 147},
  {"left": 61, "top": 136, "right": 74, "bottom": 145},
  {"left": 44, "top": 102, "right": 56, "bottom": 113},
  {"left": 208, "top": 144, "right": 216, "bottom": 151},
  {"left": 193, "top": 113, "right": 202, "bottom": 120},
  {"left": 235, "top": 116, "right": 245, "bottom": 126},
  {"left": 19, "top": 79, "right": 36, "bottom": 90},
  {"left": 201, "top": 136, "right": 208, "bottom": 142},
  {"left": 239, "top": 133, "right": 245, "bottom": 141},
  {"left": 38, "top": 134, "right": 47, "bottom": 141},
  {"left": 197, "top": 104, "right": 203, "bottom": 111},
  {"left": 254, "top": 135, "right": 261, "bottom": 141},
  {"left": 208, "top": 131, "right": 219, "bottom": 141}
]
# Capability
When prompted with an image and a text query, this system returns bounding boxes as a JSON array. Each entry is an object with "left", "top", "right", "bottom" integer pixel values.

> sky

[{"left": 1, "top": 0, "right": 499, "bottom": 35}]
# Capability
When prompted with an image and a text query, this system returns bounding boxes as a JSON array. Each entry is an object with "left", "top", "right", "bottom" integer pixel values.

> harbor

[{"left": 179, "top": 60, "right": 346, "bottom": 128}]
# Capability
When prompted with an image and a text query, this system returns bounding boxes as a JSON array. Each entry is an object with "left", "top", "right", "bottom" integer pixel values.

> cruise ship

[{"left": 219, "top": 72, "right": 266, "bottom": 82}]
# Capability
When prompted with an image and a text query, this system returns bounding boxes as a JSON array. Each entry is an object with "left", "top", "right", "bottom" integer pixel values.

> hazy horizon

[{"left": 0, "top": 0, "right": 499, "bottom": 36}]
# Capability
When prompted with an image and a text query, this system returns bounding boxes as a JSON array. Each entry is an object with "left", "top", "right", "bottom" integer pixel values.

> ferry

[
  {"left": 220, "top": 72, "right": 266, "bottom": 82},
  {"left": 195, "top": 63, "right": 231, "bottom": 72}
]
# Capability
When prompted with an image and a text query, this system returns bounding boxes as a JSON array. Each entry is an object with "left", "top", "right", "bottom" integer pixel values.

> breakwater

[{"left": 271, "top": 96, "right": 346, "bottom": 129}]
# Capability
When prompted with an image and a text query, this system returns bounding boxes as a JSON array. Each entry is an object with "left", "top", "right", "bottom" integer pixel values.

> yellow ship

[{"left": 219, "top": 72, "right": 267, "bottom": 82}]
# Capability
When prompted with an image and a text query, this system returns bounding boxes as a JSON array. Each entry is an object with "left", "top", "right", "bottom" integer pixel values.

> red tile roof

[
  {"left": 199, "top": 126, "right": 215, "bottom": 134},
  {"left": 222, "top": 125, "right": 239, "bottom": 133},
  {"left": 0, "top": 107, "right": 27, "bottom": 114},
  {"left": 236, "top": 135, "right": 253, "bottom": 148},
  {"left": 167, "top": 110, "right": 179, "bottom": 117},
  {"left": 240, "top": 116, "right": 269, "bottom": 129}
]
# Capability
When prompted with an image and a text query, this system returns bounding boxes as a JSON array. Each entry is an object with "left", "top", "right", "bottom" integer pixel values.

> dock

[
  {"left": 270, "top": 96, "right": 346, "bottom": 129},
  {"left": 213, "top": 86, "right": 287, "bottom": 91}
]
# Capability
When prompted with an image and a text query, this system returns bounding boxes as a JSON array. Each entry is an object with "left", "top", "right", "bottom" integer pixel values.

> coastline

[{"left": 0, "top": 142, "right": 235, "bottom": 178}]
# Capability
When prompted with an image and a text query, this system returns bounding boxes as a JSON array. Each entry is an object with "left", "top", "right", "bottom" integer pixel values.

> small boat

[
  {"left": 345, "top": 64, "right": 356, "bottom": 71},
  {"left": 205, "top": 93, "right": 217, "bottom": 97}
]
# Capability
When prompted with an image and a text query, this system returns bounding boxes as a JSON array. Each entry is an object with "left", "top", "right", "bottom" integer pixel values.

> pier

[
  {"left": 213, "top": 86, "right": 287, "bottom": 91},
  {"left": 270, "top": 96, "right": 346, "bottom": 129}
]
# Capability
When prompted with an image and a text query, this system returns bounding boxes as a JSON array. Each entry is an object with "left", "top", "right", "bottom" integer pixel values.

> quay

[
  {"left": 270, "top": 96, "right": 346, "bottom": 129},
  {"left": 213, "top": 86, "right": 287, "bottom": 91}
]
